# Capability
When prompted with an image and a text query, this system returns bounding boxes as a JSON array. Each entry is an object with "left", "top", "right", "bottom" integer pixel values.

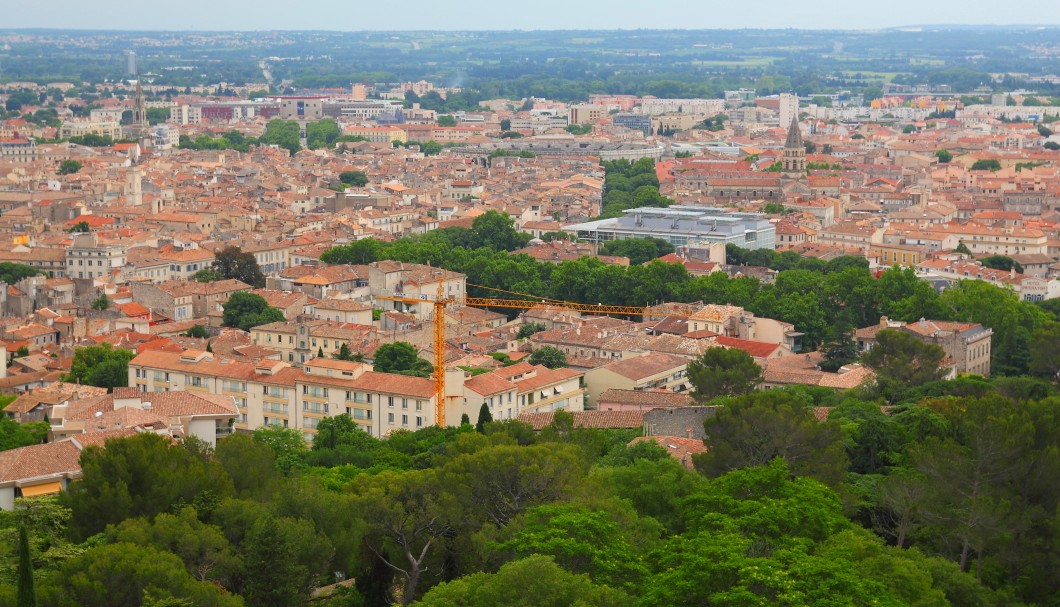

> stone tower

[{"left": 781, "top": 112, "right": 806, "bottom": 179}]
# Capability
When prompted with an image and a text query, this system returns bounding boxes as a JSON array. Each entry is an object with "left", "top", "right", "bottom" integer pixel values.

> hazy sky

[{"left": 7, "top": 0, "right": 1060, "bottom": 30}]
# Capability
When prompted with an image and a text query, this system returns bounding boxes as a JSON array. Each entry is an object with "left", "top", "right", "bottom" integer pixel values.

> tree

[
  {"left": 66, "top": 221, "right": 90, "bottom": 233},
  {"left": 338, "top": 170, "right": 368, "bottom": 187},
  {"left": 90, "top": 294, "right": 109, "bottom": 316},
  {"left": 184, "top": 325, "right": 209, "bottom": 339},
  {"left": 475, "top": 403, "right": 493, "bottom": 433},
  {"left": 212, "top": 246, "right": 264, "bottom": 287},
  {"left": 373, "top": 342, "right": 433, "bottom": 377},
  {"left": 320, "top": 238, "right": 383, "bottom": 265},
  {"left": 516, "top": 322, "right": 546, "bottom": 339},
  {"left": 191, "top": 268, "right": 223, "bottom": 283},
  {"left": 686, "top": 347, "right": 763, "bottom": 402},
  {"left": 444, "top": 443, "right": 588, "bottom": 529},
  {"left": 305, "top": 119, "right": 340, "bottom": 149},
  {"left": 955, "top": 241, "right": 972, "bottom": 255},
  {"left": 252, "top": 425, "right": 307, "bottom": 474},
  {"left": 529, "top": 346, "right": 568, "bottom": 369},
  {"left": 1045, "top": 141, "right": 1060, "bottom": 150},
  {"left": 41, "top": 543, "right": 242, "bottom": 607},
  {"left": 17, "top": 525, "right": 36, "bottom": 607},
  {"left": 1028, "top": 321, "right": 1060, "bottom": 380},
  {"left": 64, "top": 433, "right": 233, "bottom": 539},
  {"left": 935, "top": 149, "right": 953, "bottom": 163},
  {"left": 499, "top": 118, "right": 511, "bottom": 131},
  {"left": 242, "top": 515, "right": 333, "bottom": 607},
  {"left": 862, "top": 329, "right": 947, "bottom": 402},
  {"left": 970, "top": 158, "right": 1001, "bottom": 171},
  {"left": 332, "top": 342, "right": 363, "bottom": 362},
  {"left": 980, "top": 255, "right": 1023, "bottom": 273},
  {"left": 469, "top": 210, "right": 529, "bottom": 252},
  {"left": 108, "top": 507, "right": 241, "bottom": 587},
  {"left": 259, "top": 119, "right": 301, "bottom": 154},
  {"left": 693, "top": 391, "right": 848, "bottom": 488},
  {"left": 436, "top": 114, "right": 457, "bottom": 127},
  {"left": 600, "top": 237, "right": 675, "bottom": 265},
  {"left": 0, "top": 417, "right": 48, "bottom": 451},
  {"left": 221, "top": 292, "right": 284, "bottom": 332},
  {"left": 415, "top": 555, "right": 631, "bottom": 607},
  {"left": 820, "top": 324, "right": 858, "bottom": 372},
  {"left": 354, "top": 469, "right": 453, "bottom": 606},
  {"left": 63, "top": 343, "right": 135, "bottom": 391},
  {"left": 0, "top": 262, "right": 43, "bottom": 284},
  {"left": 57, "top": 159, "right": 82, "bottom": 175},
  {"left": 491, "top": 504, "right": 649, "bottom": 590}
]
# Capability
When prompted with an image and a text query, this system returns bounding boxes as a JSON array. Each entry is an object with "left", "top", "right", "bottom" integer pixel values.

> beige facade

[{"left": 583, "top": 352, "right": 689, "bottom": 407}]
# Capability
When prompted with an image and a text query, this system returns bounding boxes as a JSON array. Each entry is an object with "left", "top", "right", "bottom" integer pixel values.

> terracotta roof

[
  {"left": 597, "top": 388, "right": 695, "bottom": 408},
  {"left": 518, "top": 410, "right": 644, "bottom": 430},
  {"left": 629, "top": 435, "right": 706, "bottom": 469},
  {"left": 597, "top": 352, "right": 688, "bottom": 381}
]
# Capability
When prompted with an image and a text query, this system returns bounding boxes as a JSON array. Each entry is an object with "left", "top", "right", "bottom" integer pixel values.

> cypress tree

[
  {"left": 17, "top": 525, "right": 36, "bottom": 607},
  {"left": 475, "top": 403, "right": 493, "bottom": 433}
]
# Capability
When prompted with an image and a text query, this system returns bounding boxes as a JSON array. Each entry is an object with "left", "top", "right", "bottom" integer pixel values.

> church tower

[
  {"left": 132, "top": 79, "right": 150, "bottom": 149},
  {"left": 782, "top": 112, "right": 807, "bottom": 179}
]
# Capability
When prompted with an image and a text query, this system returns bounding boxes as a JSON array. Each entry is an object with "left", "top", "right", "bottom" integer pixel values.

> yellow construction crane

[{"left": 377, "top": 279, "right": 651, "bottom": 427}]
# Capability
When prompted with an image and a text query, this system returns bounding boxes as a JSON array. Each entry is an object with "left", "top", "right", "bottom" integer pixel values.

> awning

[{"left": 20, "top": 481, "right": 62, "bottom": 497}]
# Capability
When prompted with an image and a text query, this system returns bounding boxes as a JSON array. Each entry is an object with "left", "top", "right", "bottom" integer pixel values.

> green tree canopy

[
  {"left": 212, "top": 246, "right": 264, "bottom": 288},
  {"left": 64, "top": 434, "right": 233, "bottom": 539},
  {"left": 970, "top": 158, "right": 1002, "bottom": 171},
  {"left": 63, "top": 343, "right": 134, "bottom": 391},
  {"left": 862, "top": 329, "right": 947, "bottom": 402},
  {"left": 414, "top": 555, "right": 631, "bottom": 607},
  {"left": 373, "top": 342, "right": 434, "bottom": 378},
  {"left": 600, "top": 237, "right": 675, "bottom": 265},
  {"left": 39, "top": 543, "right": 242, "bottom": 607},
  {"left": 0, "top": 262, "right": 43, "bottom": 284},
  {"left": 57, "top": 159, "right": 82, "bottom": 175},
  {"left": 338, "top": 170, "right": 368, "bottom": 187},
  {"left": 221, "top": 292, "right": 284, "bottom": 332},
  {"left": 693, "top": 391, "right": 848, "bottom": 488},
  {"left": 528, "top": 345, "right": 568, "bottom": 369},
  {"left": 687, "top": 347, "right": 763, "bottom": 402}
]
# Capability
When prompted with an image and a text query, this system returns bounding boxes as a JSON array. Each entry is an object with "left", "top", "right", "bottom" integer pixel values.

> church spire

[
  {"left": 784, "top": 112, "right": 803, "bottom": 149},
  {"left": 782, "top": 112, "right": 806, "bottom": 179}
]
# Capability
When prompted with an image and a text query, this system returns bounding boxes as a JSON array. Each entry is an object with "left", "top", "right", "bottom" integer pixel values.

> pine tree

[
  {"left": 475, "top": 403, "right": 493, "bottom": 433},
  {"left": 460, "top": 413, "right": 471, "bottom": 426},
  {"left": 317, "top": 347, "right": 324, "bottom": 358},
  {"left": 17, "top": 525, "right": 36, "bottom": 607}
]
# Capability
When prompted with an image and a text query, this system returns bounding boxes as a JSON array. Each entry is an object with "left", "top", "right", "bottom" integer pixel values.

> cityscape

[{"left": 0, "top": 15, "right": 1058, "bottom": 607}]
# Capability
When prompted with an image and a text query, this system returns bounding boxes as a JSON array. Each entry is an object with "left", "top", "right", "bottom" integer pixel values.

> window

[
  {"left": 402, "top": 398, "right": 408, "bottom": 409},
  {"left": 402, "top": 414, "right": 408, "bottom": 426},
  {"left": 416, "top": 416, "right": 423, "bottom": 427},
  {"left": 388, "top": 397, "right": 394, "bottom": 407},
  {"left": 388, "top": 413, "right": 394, "bottom": 423}
]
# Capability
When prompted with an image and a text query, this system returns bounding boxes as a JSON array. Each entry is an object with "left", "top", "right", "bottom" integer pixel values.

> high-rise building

[
  {"left": 124, "top": 50, "right": 137, "bottom": 77},
  {"left": 778, "top": 93, "right": 799, "bottom": 129}
]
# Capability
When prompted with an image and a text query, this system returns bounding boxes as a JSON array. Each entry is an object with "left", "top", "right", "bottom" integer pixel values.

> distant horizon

[
  {"left": 4, "top": 24, "right": 1060, "bottom": 33},
  {"left": 5, "top": 0, "right": 1060, "bottom": 31}
]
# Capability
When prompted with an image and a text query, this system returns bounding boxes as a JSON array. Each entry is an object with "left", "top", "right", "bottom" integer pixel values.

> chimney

[
  {"left": 685, "top": 427, "right": 693, "bottom": 439},
  {"left": 919, "top": 317, "right": 927, "bottom": 328},
  {"left": 879, "top": 316, "right": 888, "bottom": 328}
]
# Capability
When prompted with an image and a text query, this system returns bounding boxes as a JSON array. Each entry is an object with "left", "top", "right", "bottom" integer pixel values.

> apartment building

[
  {"left": 855, "top": 316, "right": 993, "bottom": 377},
  {"left": 65, "top": 232, "right": 127, "bottom": 281},
  {"left": 583, "top": 352, "right": 689, "bottom": 407},
  {"left": 127, "top": 351, "right": 478, "bottom": 437},
  {"left": 462, "top": 362, "right": 586, "bottom": 419},
  {"left": 368, "top": 261, "right": 466, "bottom": 317}
]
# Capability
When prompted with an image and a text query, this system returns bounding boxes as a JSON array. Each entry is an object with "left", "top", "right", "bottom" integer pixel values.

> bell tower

[{"left": 782, "top": 112, "right": 807, "bottom": 179}]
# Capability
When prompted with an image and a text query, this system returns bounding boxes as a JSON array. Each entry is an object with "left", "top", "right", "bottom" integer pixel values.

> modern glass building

[{"left": 565, "top": 205, "right": 776, "bottom": 250}]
